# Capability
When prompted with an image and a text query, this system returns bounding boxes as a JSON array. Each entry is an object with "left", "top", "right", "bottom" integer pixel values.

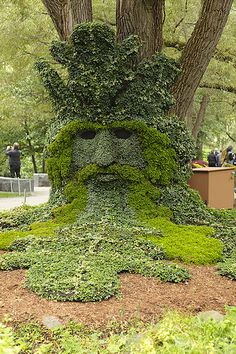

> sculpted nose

[{"left": 93, "top": 130, "right": 116, "bottom": 167}]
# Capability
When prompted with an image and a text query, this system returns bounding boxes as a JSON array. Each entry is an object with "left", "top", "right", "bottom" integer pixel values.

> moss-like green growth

[
  {"left": 128, "top": 181, "right": 161, "bottom": 219},
  {"left": 47, "top": 120, "right": 177, "bottom": 191},
  {"left": 0, "top": 221, "right": 60, "bottom": 250},
  {"left": 142, "top": 217, "right": 223, "bottom": 264}
]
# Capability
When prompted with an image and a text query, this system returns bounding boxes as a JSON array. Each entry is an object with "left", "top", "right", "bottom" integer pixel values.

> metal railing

[{"left": 0, "top": 177, "right": 34, "bottom": 195}]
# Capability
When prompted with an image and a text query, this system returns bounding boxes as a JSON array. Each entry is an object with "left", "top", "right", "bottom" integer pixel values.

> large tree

[
  {"left": 41, "top": 0, "right": 92, "bottom": 40},
  {"left": 170, "top": 0, "right": 234, "bottom": 119},
  {"left": 116, "top": 0, "right": 164, "bottom": 58}
]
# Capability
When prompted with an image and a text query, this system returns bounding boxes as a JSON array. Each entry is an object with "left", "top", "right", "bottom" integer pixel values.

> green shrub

[
  {"left": 143, "top": 217, "right": 223, "bottom": 264},
  {"left": 0, "top": 204, "right": 52, "bottom": 231},
  {"left": 217, "top": 255, "right": 236, "bottom": 280}
]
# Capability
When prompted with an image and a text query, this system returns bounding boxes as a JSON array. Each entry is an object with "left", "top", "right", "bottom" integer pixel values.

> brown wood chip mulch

[{"left": 0, "top": 265, "right": 235, "bottom": 328}]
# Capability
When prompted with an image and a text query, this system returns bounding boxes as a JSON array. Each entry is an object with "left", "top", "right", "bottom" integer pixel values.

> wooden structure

[{"left": 188, "top": 167, "right": 235, "bottom": 209}]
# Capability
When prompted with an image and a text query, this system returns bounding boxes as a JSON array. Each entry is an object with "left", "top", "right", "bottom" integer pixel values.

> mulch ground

[{"left": 0, "top": 264, "right": 235, "bottom": 328}]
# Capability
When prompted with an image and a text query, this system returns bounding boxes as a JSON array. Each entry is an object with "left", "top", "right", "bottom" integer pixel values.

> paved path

[{"left": 0, "top": 187, "right": 50, "bottom": 211}]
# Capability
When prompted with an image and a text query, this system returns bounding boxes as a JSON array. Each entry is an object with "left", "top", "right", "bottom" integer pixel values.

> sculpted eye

[
  {"left": 114, "top": 128, "right": 132, "bottom": 139},
  {"left": 80, "top": 130, "right": 96, "bottom": 139}
]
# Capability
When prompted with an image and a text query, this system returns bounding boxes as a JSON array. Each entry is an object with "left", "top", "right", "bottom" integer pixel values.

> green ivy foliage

[
  {"left": 36, "top": 22, "right": 180, "bottom": 134},
  {"left": 155, "top": 116, "right": 196, "bottom": 182},
  {"left": 217, "top": 253, "right": 236, "bottom": 280},
  {"left": 0, "top": 222, "right": 190, "bottom": 301},
  {"left": 0, "top": 204, "right": 52, "bottom": 231},
  {"left": 159, "top": 184, "right": 215, "bottom": 225},
  {"left": 37, "top": 22, "right": 194, "bottom": 185}
]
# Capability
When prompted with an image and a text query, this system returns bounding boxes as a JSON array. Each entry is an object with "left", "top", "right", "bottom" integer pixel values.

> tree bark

[
  {"left": 42, "top": 0, "right": 92, "bottom": 41},
  {"left": 192, "top": 94, "right": 210, "bottom": 140},
  {"left": 116, "top": 0, "right": 164, "bottom": 59},
  {"left": 196, "top": 133, "right": 204, "bottom": 160},
  {"left": 23, "top": 120, "right": 38, "bottom": 174},
  {"left": 170, "top": 0, "right": 233, "bottom": 120},
  {"left": 71, "top": 0, "right": 92, "bottom": 25},
  {"left": 185, "top": 98, "right": 194, "bottom": 130}
]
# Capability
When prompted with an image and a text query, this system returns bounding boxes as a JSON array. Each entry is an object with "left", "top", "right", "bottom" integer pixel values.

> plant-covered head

[
  {"left": 47, "top": 119, "right": 176, "bottom": 188},
  {"left": 47, "top": 119, "right": 177, "bottom": 221},
  {"left": 36, "top": 22, "right": 180, "bottom": 137},
  {"left": 37, "top": 22, "right": 195, "bottom": 217}
]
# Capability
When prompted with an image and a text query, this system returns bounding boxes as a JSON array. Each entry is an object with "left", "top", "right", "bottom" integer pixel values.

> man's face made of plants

[
  {"left": 48, "top": 119, "right": 174, "bottom": 189},
  {"left": 71, "top": 125, "right": 146, "bottom": 183}
]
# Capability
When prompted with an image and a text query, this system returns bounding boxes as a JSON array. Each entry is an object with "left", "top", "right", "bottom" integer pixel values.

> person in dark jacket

[
  {"left": 207, "top": 150, "right": 217, "bottom": 167},
  {"left": 226, "top": 145, "right": 234, "bottom": 164},
  {"left": 6, "top": 142, "right": 21, "bottom": 178}
]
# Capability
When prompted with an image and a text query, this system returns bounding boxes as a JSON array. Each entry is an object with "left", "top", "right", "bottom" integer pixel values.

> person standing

[
  {"left": 226, "top": 146, "right": 234, "bottom": 164},
  {"left": 207, "top": 150, "right": 217, "bottom": 167},
  {"left": 214, "top": 148, "right": 221, "bottom": 167},
  {"left": 6, "top": 143, "right": 21, "bottom": 178}
]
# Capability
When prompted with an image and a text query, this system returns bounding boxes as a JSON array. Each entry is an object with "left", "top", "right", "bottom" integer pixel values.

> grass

[
  {"left": 0, "top": 192, "right": 21, "bottom": 198},
  {"left": 0, "top": 192, "right": 31, "bottom": 198}
]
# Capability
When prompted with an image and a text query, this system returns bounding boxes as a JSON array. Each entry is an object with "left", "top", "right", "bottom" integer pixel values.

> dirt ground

[{"left": 0, "top": 265, "right": 235, "bottom": 328}]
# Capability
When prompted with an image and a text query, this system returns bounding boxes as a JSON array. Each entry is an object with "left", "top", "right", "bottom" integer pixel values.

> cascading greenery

[{"left": 0, "top": 22, "right": 233, "bottom": 301}]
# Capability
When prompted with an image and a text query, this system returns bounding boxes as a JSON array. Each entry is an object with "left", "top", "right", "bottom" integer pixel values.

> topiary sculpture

[{"left": 0, "top": 23, "right": 224, "bottom": 301}]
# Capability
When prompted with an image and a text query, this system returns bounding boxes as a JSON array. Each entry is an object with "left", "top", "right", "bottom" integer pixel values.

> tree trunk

[
  {"left": 170, "top": 0, "right": 233, "bottom": 120},
  {"left": 185, "top": 98, "right": 194, "bottom": 130},
  {"left": 71, "top": 0, "right": 92, "bottom": 25},
  {"left": 116, "top": 0, "right": 164, "bottom": 59},
  {"left": 192, "top": 94, "right": 210, "bottom": 140},
  {"left": 42, "top": 155, "right": 46, "bottom": 173},
  {"left": 196, "top": 133, "right": 204, "bottom": 160},
  {"left": 23, "top": 121, "right": 38, "bottom": 174},
  {"left": 42, "top": 0, "right": 92, "bottom": 40}
]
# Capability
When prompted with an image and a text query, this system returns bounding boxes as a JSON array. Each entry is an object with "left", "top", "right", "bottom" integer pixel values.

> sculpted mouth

[{"left": 96, "top": 173, "right": 118, "bottom": 182}]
